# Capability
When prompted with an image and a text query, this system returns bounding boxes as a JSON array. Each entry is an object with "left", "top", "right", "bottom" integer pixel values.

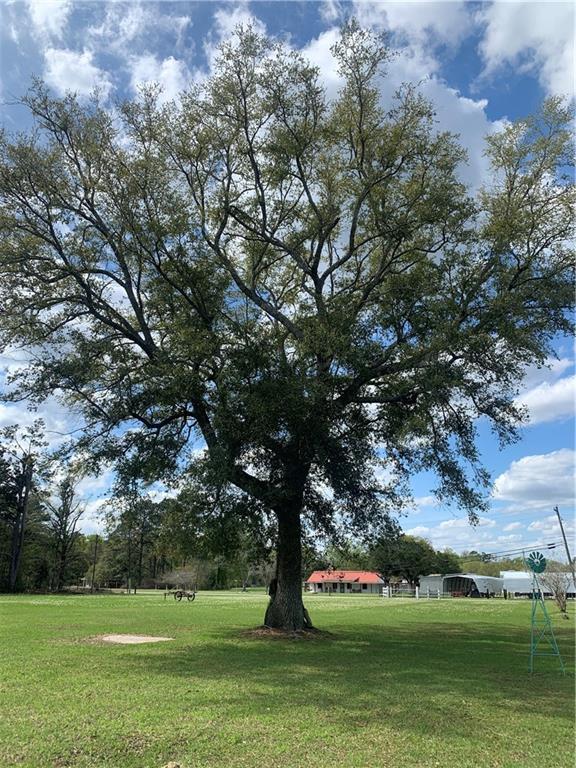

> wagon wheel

[
  {"left": 174, "top": 590, "right": 183, "bottom": 601},
  {"left": 187, "top": 592, "right": 196, "bottom": 602}
]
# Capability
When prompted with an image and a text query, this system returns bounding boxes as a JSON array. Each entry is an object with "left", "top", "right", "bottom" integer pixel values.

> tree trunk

[
  {"left": 8, "top": 458, "right": 33, "bottom": 592},
  {"left": 91, "top": 536, "right": 99, "bottom": 594},
  {"left": 55, "top": 548, "right": 66, "bottom": 592},
  {"left": 126, "top": 528, "right": 133, "bottom": 593},
  {"left": 8, "top": 510, "right": 25, "bottom": 592},
  {"left": 264, "top": 505, "right": 311, "bottom": 631},
  {"left": 57, "top": 532, "right": 74, "bottom": 592},
  {"left": 137, "top": 526, "right": 144, "bottom": 589}
]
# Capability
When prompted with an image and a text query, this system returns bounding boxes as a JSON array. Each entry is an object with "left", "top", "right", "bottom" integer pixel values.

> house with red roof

[{"left": 305, "top": 570, "right": 385, "bottom": 594}]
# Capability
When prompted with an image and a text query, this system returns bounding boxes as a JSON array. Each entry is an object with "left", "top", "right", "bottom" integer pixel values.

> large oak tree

[{"left": 0, "top": 24, "right": 573, "bottom": 629}]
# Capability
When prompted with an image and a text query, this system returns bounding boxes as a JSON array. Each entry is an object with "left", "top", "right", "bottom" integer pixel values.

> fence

[{"left": 381, "top": 586, "right": 454, "bottom": 599}]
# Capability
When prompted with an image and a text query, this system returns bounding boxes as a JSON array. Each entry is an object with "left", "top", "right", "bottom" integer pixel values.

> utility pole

[{"left": 554, "top": 506, "right": 575, "bottom": 583}]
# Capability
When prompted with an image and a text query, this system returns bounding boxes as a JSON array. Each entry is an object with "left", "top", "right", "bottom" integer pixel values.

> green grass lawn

[{"left": 0, "top": 592, "right": 573, "bottom": 768}]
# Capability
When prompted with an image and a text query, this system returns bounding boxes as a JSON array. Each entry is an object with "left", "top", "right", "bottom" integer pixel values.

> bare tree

[
  {"left": 44, "top": 474, "right": 85, "bottom": 591},
  {"left": 540, "top": 564, "right": 573, "bottom": 619}
]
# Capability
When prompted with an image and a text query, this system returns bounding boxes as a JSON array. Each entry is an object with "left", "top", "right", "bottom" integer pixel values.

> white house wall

[{"left": 307, "top": 582, "right": 382, "bottom": 593}]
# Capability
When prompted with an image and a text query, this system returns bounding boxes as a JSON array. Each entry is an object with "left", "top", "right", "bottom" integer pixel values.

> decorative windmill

[{"left": 525, "top": 551, "right": 565, "bottom": 674}]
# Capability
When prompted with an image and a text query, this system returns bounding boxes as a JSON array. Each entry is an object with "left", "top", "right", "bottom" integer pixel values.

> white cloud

[
  {"left": 200, "top": 1, "right": 266, "bottom": 73},
  {"left": 439, "top": 516, "right": 495, "bottom": 529},
  {"left": 402, "top": 513, "right": 517, "bottom": 553},
  {"left": 478, "top": 2, "right": 575, "bottom": 97},
  {"left": 74, "top": 466, "right": 115, "bottom": 534},
  {"left": 415, "top": 495, "right": 437, "bottom": 507},
  {"left": 353, "top": 1, "right": 471, "bottom": 47},
  {"left": 26, "top": 0, "right": 71, "bottom": 41},
  {"left": 503, "top": 522, "right": 523, "bottom": 532},
  {"left": 520, "top": 357, "right": 573, "bottom": 391},
  {"left": 301, "top": 28, "right": 343, "bottom": 99},
  {"left": 493, "top": 533, "right": 523, "bottom": 545},
  {"left": 0, "top": 347, "right": 33, "bottom": 379},
  {"left": 404, "top": 525, "right": 431, "bottom": 536},
  {"left": 528, "top": 514, "right": 575, "bottom": 538},
  {"left": 0, "top": 397, "right": 81, "bottom": 450},
  {"left": 146, "top": 485, "right": 178, "bottom": 503},
  {"left": 0, "top": 348, "right": 85, "bottom": 451},
  {"left": 211, "top": 1, "right": 265, "bottom": 40},
  {"left": 403, "top": 519, "right": 515, "bottom": 553},
  {"left": 493, "top": 450, "right": 575, "bottom": 510},
  {"left": 89, "top": 3, "right": 149, "bottom": 49},
  {"left": 8, "top": 23, "right": 21, "bottom": 45},
  {"left": 402, "top": 492, "right": 573, "bottom": 553},
  {"left": 319, "top": 0, "right": 343, "bottom": 24},
  {"left": 0, "top": 401, "right": 34, "bottom": 431},
  {"left": 89, "top": 3, "right": 191, "bottom": 58},
  {"left": 129, "top": 54, "right": 192, "bottom": 103},
  {"left": 515, "top": 374, "right": 575, "bottom": 426},
  {"left": 416, "top": 78, "right": 495, "bottom": 189},
  {"left": 44, "top": 48, "right": 113, "bottom": 99}
]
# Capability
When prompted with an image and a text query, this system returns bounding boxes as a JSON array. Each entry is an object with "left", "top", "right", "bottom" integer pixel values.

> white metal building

[
  {"left": 419, "top": 573, "right": 504, "bottom": 596},
  {"left": 500, "top": 570, "right": 576, "bottom": 596}
]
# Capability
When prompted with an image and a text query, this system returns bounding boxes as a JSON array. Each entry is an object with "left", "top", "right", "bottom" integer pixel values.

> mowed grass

[{"left": 0, "top": 592, "right": 573, "bottom": 768}]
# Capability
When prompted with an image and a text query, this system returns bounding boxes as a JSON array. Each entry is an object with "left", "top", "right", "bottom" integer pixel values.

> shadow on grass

[{"left": 119, "top": 620, "right": 575, "bottom": 739}]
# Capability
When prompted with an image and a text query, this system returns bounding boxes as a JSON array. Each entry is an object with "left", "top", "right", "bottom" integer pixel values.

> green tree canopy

[
  {"left": 435, "top": 549, "right": 461, "bottom": 575},
  {"left": 0, "top": 24, "right": 573, "bottom": 628},
  {"left": 370, "top": 535, "right": 439, "bottom": 584}
]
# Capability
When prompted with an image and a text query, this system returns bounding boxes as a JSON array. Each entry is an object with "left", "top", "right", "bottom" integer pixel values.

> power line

[
  {"left": 344, "top": 543, "right": 563, "bottom": 574},
  {"left": 460, "top": 541, "right": 562, "bottom": 561}
]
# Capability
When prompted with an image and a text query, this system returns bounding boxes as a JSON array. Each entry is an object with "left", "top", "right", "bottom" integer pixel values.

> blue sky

[{"left": 0, "top": 0, "right": 574, "bottom": 557}]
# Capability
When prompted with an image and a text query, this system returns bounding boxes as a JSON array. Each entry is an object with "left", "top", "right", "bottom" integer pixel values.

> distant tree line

[
  {"left": 2, "top": 425, "right": 565, "bottom": 594},
  {"left": 0, "top": 435, "right": 277, "bottom": 592},
  {"left": 0, "top": 433, "right": 465, "bottom": 593}
]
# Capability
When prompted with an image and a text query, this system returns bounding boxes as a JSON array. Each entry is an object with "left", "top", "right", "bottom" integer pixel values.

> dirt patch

[
  {"left": 98, "top": 634, "right": 174, "bottom": 644},
  {"left": 240, "top": 626, "right": 334, "bottom": 641}
]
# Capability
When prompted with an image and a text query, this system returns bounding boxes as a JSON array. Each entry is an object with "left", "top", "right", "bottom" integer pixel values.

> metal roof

[
  {"left": 420, "top": 573, "right": 504, "bottom": 582},
  {"left": 306, "top": 570, "right": 385, "bottom": 584}
]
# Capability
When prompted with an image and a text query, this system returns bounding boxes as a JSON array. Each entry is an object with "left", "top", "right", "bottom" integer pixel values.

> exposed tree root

[{"left": 240, "top": 626, "right": 333, "bottom": 641}]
